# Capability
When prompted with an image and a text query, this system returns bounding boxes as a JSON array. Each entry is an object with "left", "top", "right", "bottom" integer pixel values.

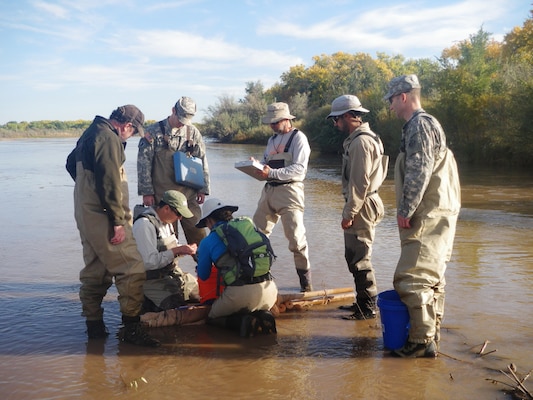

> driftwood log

[
  {"left": 141, "top": 305, "right": 210, "bottom": 328},
  {"left": 275, "top": 287, "right": 355, "bottom": 313},
  {"left": 140, "top": 287, "right": 356, "bottom": 327}
]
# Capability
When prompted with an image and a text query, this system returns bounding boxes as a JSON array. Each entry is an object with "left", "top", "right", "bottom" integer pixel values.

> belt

[
  {"left": 231, "top": 272, "right": 273, "bottom": 286},
  {"left": 367, "top": 189, "right": 378, "bottom": 196},
  {"left": 266, "top": 181, "right": 294, "bottom": 187},
  {"left": 145, "top": 267, "right": 173, "bottom": 280}
]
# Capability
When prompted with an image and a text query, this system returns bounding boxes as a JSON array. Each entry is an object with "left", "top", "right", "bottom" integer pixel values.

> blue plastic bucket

[{"left": 377, "top": 290, "right": 410, "bottom": 350}]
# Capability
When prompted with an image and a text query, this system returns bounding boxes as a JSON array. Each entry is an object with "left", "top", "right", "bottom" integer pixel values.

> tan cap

[{"left": 162, "top": 190, "right": 193, "bottom": 218}]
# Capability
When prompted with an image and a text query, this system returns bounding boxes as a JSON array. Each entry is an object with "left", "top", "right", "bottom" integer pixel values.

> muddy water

[{"left": 0, "top": 138, "right": 532, "bottom": 400}]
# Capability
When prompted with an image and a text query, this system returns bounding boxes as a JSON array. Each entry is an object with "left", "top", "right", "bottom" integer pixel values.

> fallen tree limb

[
  {"left": 141, "top": 305, "right": 210, "bottom": 328},
  {"left": 277, "top": 291, "right": 355, "bottom": 313},
  {"left": 276, "top": 287, "right": 354, "bottom": 304}
]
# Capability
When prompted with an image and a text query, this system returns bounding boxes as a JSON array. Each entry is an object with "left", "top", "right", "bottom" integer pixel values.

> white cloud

[
  {"left": 32, "top": 0, "right": 69, "bottom": 19},
  {"left": 257, "top": 0, "right": 509, "bottom": 56},
  {"left": 109, "top": 29, "right": 303, "bottom": 70}
]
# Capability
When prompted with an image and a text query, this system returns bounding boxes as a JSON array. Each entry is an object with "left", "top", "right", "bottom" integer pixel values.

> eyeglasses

[
  {"left": 169, "top": 206, "right": 181, "bottom": 218},
  {"left": 389, "top": 92, "right": 409, "bottom": 104},
  {"left": 270, "top": 121, "right": 282, "bottom": 126},
  {"left": 130, "top": 123, "right": 138, "bottom": 134},
  {"left": 331, "top": 115, "right": 343, "bottom": 124}
]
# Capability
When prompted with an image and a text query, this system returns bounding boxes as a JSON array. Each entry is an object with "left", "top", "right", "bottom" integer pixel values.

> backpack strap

[
  {"left": 133, "top": 212, "right": 162, "bottom": 239},
  {"left": 352, "top": 131, "right": 385, "bottom": 155}
]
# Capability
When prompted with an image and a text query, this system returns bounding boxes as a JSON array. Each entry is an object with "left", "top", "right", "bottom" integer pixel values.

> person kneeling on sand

[{"left": 196, "top": 198, "right": 278, "bottom": 337}]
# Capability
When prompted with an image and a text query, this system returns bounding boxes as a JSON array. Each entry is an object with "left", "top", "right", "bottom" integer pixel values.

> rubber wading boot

[
  {"left": 338, "top": 303, "right": 357, "bottom": 312},
  {"left": 392, "top": 341, "right": 438, "bottom": 358},
  {"left": 297, "top": 269, "right": 313, "bottom": 292},
  {"left": 86, "top": 319, "right": 109, "bottom": 339},
  {"left": 341, "top": 305, "right": 376, "bottom": 320},
  {"left": 341, "top": 297, "right": 377, "bottom": 320},
  {"left": 253, "top": 310, "right": 277, "bottom": 334},
  {"left": 117, "top": 316, "right": 160, "bottom": 347},
  {"left": 239, "top": 313, "right": 260, "bottom": 338}
]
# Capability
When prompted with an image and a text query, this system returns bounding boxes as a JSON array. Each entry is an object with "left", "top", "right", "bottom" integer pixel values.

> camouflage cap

[
  {"left": 262, "top": 102, "right": 296, "bottom": 124},
  {"left": 326, "top": 95, "right": 369, "bottom": 119},
  {"left": 162, "top": 190, "right": 193, "bottom": 218},
  {"left": 383, "top": 74, "right": 421, "bottom": 101},
  {"left": 110, "top": 105, "right": 145, "bottom": 137},
  {"left": 175, "top": 96, "right": 196, "bottom": 126}
]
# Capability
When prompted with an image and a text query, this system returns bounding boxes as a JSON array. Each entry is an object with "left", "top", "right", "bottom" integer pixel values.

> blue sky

[{"left": 0, "top": 0, "right": 529, "bottom": 124}]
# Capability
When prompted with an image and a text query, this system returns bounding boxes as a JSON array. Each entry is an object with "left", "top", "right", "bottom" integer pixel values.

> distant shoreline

[{"left": 0, "top": 130, "right": 82, "bottom": 140}]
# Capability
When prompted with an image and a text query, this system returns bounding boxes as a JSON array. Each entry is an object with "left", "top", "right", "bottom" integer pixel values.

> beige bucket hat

[{"left": 262, "top": 102, "right": 295, "bottom": 124}]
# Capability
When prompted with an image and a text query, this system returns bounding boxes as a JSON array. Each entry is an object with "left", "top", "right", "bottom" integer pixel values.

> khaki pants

[
  {"left": 74, "top": 164, "right": 146, "bottom": 320},
  {"left": 208, "top": 280, "right": 278, "bottom": 319},
  {"left": 253, "top": 182, "right": 310, "bottom": 272},
  {"left": 393, "top": 214, "right": 458, "bottom": 343}
]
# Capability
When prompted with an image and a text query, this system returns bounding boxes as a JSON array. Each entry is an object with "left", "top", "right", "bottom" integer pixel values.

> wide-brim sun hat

[
  {"left": 262, "top": 102, "right": 296, "bottom": 124},
  {"left": 326, "top": 95, "right": 369, "bottom": 119},
  {"left": 196, "top": 198, "right": 238, "bottom": 228}
]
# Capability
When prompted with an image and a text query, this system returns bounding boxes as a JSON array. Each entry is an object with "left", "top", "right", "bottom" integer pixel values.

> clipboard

[{"left": 234, "top": 160, "right": 266, "bottom": 181}]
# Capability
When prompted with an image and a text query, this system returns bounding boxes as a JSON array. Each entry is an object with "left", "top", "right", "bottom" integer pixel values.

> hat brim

[
  {"left": 178, "top": 115, "right": 193, "bottom": 126},
  {"left": 177, "top": 207, "right": 194, "bottom": 219},
  {"left": 135, "top": 125, "right": 145, "bottom": 137},
  {"left": 326, "top": 107, "right": 369, "bottom": 119},
  {"left": 195, "top": 205, "right": 238, "bottom": 228},
  {"left": 383, "top": 91, "right": 395, "bottom": 101},
  {"left": 262, "top": 115, "right": 295, "bottom": 124}
]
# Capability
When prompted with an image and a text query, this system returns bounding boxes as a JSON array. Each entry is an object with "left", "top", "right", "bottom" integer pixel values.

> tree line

[
  {"left": 202, "top": 17, "right": 532, "bottom": 167},
  {"left": 2, "top": 14, "right": 531, "bottom": 166}
]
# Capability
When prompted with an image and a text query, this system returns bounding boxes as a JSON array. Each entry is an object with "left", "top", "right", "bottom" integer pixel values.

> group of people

[{"left": 66, "top": 74, "right": 460, "bottom": 359}]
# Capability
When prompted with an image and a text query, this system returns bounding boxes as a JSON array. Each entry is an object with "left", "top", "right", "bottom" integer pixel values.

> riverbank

[{"left": 0, "top": 129, "right": 82, "bottom": 139}]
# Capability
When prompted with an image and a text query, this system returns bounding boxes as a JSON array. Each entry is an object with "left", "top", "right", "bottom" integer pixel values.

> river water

[{"left": 0, "top": 137, "right": 532, "bottom": 400}]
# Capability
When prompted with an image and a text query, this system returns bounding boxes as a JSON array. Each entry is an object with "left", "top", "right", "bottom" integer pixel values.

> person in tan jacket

[{"left": 326, "top": 95, "right": 388, "bottom": 320}]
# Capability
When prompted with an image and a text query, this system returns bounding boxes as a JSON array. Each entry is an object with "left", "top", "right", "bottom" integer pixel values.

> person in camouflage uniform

[
  {"left": 137, "top": 97, "right": 210, "bottom": 247},
  {"left": 385, "top": 74, "right": 461, "bottom": 358}
]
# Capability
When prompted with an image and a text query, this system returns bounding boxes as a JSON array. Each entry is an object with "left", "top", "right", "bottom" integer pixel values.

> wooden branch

[
  {"left": 276, "top": 287, "right": 354, "bottom": 304},
  {"left": 507, "top": 365, "right": 533, "bottom": 399}
]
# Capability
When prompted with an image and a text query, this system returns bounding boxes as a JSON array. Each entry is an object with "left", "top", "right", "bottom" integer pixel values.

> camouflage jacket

[
  {"left": 137, "top": 118, "right": 210, "bottom": 196},
  {"left": 397, "top": 109, "right": 450, "bottom": 218}
]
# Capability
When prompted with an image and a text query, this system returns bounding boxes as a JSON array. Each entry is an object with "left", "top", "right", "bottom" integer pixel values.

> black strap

[{"left": 284, "top": 129, "right": 298, "bottom": 152}]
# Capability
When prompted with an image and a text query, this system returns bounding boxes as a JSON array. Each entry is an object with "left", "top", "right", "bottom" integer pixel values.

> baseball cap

[
  {"left": 383, "top": 74, "right": 421, "bottom": 101},
  {"left": 110, "top": 105, "right": 145, "bottom": 137},
  {"left": 162, "top": 190, "right": 193, "bottom": 218},
  {"left": 175, "top": 96, "right": 197, "bottom": 126}
]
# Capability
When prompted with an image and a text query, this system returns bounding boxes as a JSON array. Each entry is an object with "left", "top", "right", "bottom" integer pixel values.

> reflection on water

[{"left": 0, "top": 138, "right": 532, "bottom": 399}]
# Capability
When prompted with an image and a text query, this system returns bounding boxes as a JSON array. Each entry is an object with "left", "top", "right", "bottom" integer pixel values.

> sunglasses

[{"left": 169, "top": 206, "right": 181, "bottom": 217}]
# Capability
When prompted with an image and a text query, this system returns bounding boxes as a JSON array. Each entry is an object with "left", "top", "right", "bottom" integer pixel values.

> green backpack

[{"left": 214, "top": 216, "right": 275, "bottom": 285}]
